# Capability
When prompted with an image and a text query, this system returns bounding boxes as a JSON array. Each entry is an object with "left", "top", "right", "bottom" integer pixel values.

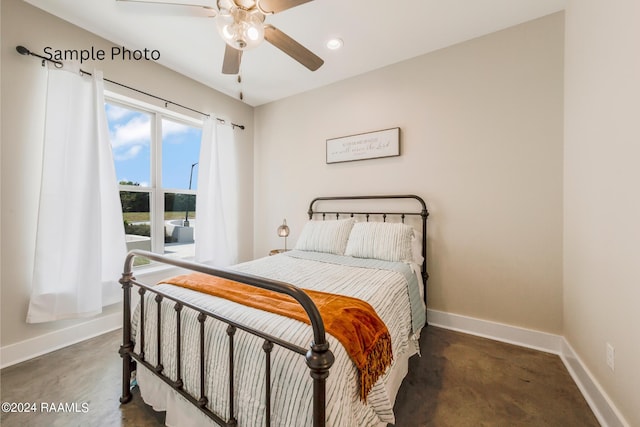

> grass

[
  {"left": 123, "top": 212, "right": 149, "bottom": 222},
  {"left": 123, "top": 211, "right": 196, "bottom": 222}
]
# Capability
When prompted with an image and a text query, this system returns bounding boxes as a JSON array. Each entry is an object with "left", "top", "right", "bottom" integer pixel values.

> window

[{"left": 105, "top": 94, "right": 202, "bottom": 266}]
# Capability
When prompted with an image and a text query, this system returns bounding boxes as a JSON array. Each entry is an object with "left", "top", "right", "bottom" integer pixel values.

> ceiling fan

[{"left": 116, "top": 0, "right": 324, "bottom": 75}]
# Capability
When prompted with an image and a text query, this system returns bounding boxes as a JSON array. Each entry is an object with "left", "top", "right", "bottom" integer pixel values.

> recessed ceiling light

[{"left": 326, "top": 38, "right": 343, "bottom": 50}]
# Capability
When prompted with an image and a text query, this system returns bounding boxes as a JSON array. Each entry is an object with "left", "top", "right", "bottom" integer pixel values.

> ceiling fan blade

[
  {"left": 115, "top": 0, "right": 216, "bottom": 17},
  {"left": 116, "top": 0, "right": 214, "bottom": 7},
  {"left": 257, "top": 0, "right": 313, "bottom": 14},
  {"left": 222, "top": 45, "right": 243, "bottom": 74},
  {"left": 264, "top": 24, "right": 323, "bottom": 71}
]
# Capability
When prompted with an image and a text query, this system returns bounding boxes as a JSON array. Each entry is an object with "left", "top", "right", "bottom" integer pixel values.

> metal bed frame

[
  {"left": 308, "top": 195, "right": 429, "bottom": 303},
  {"left": 119, "top": 195, "right": 429, "bottom": 427}
]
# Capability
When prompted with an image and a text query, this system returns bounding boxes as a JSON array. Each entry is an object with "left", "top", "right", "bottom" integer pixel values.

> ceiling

[{"left": 24, "top": 0, "right": 566, "bottom": 106}]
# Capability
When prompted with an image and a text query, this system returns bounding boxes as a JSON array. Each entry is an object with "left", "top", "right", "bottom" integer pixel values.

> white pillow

[
  {"left": 294, "top": 218, "right": 355, "bottom": 255},
  {"left": 345, "top": 221, "right": 414, "bottom": 262},
  {"left": 412, "top": 230, "right": 425, "bottom": 266}
]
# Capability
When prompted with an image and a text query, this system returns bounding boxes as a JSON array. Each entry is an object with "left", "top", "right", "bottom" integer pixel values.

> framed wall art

[{"left": 326, "top": 127, "right": 400, "bottom": 164}]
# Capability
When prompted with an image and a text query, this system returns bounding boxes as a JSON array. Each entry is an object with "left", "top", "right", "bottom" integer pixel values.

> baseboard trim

[
  {"left": 426, "top": 309, "right": 629, "bottom": 427},
  {"left": 0, "top": 311, "right": 122, "bottom": 369},
  {"left": 426, "top": 309, "right": 563, "bottom": 354},
  {"left": 560, "top": 339, "right": 630, "bottom": 427}
]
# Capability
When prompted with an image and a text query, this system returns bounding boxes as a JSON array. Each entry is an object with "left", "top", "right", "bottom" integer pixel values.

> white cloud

[
  {"left": 114, "top": 144, "right": 143, "bottom": 161},
  {"left": 108, "top": 112, "right": 200, "bottom": 165},
  {"left": 163, "top": 120, "right": 184, "bottom": 133},
  {"left": 110, "top": 115, "right": 151, "bottom": 149},
  {"left": 162, "top": 120, "right": 194, "bottom": 143},
  {"left": 105, "top": 103, "right": 133, "bottom": 121}
]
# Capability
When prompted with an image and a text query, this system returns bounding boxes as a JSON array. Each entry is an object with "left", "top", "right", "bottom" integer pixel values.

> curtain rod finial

[{"left": 16, "top": 45, "right": 30, "bottom": 56}]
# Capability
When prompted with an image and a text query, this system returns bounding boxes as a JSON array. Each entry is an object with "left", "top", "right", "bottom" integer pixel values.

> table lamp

[{"left": 277, "top": 219, "right": 290, "bottom": 250}]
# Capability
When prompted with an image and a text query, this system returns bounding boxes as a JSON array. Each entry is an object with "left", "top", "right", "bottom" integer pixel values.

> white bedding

[{"left": 133, "top": 250, "right": 425, "bottom": 427}]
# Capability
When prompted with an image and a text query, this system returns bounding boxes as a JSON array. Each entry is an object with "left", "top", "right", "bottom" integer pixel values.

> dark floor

[
  {"left": 0, "top": 326, "right": 599, "bottom": 427},
  {"left": 394, "top": 327, "right": 600, "bottom": 427}
]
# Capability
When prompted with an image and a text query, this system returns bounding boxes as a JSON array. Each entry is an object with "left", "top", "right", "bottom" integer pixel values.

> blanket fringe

[{"left": 359, "top": 331, "right": 393, "bottom": 402}]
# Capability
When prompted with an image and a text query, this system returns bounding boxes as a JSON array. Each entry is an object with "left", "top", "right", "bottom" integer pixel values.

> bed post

[
  {"left": 119, "top": 254, "right": 135, "bottom": 404},
  {"left": 421, "top": 203, "right": 429, "bottom": 305},
  {"left": 306, "top": 341, "right": 334, "bottom": 427}
]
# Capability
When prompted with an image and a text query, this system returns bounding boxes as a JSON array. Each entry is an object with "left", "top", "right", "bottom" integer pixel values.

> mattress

[{"left": 132, "top": 250, "right": 425, "bottom": 426}]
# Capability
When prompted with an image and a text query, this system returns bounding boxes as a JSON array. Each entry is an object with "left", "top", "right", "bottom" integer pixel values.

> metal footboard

[{"left": 118, "top": 250, "right": 334, "bottom": 427}]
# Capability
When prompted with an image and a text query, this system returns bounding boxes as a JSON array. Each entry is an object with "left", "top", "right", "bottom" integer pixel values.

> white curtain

[
  {"left": 195, "top": 118, "right": 238, "bottom": 266},
  {"left": 27, "top": 63, "right": 126, "bottom": 323}
]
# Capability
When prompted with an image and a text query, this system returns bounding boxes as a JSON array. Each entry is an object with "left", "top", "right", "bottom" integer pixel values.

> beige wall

[
  {"left": 254, "top": 13, "right": 565, "bottom": 334},
  {"left": 564, "top": 1, "right": 640, "bottom": 425},
  {"left": 0, "top": 0, "right": 254, "bottom": 347},
  {"left": 3, "top": 2, "right": 638, "bottom": 423}
]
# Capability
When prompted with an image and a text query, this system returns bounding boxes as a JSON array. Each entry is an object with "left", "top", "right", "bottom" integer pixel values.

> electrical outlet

[{"left": 606, "top": 343, "right": 615, "bottom": 371}]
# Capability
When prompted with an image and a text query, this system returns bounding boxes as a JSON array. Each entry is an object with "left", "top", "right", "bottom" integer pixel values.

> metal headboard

[{"left": 308, "top": 195, "right": 429, "bottom": 305}]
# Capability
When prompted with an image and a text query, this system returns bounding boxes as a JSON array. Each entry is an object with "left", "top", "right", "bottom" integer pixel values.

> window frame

[{"left": 105, "top": 91, "right": 203, "bottom": 263}]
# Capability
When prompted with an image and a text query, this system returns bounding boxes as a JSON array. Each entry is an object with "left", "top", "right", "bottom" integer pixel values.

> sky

[{"left": 105, "top": 102, "right": 202, "bottom": 190}]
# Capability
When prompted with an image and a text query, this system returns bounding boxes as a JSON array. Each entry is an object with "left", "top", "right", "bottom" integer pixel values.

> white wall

[
  {"left": 564, "top": 1, "right": 640, "bottom": 425},
  {"left": 254, "top": 13, "right": 565, "bottom": 335},
  {"left": 0, "top": 0, "right": 254, "bottom": 352}
]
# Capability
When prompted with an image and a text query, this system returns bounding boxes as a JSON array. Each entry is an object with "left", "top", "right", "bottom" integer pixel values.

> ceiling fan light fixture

[
  {"left": 216, "top": 6, "right": 265, "bottom": 51},
  {"left": 246, "top": 25, "right": 262, "bottom": 41}
]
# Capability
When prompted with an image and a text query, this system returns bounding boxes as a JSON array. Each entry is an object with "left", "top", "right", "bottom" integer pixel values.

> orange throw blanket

[{"left": 162, "top": 272, "right": 393, "bottom": 401}]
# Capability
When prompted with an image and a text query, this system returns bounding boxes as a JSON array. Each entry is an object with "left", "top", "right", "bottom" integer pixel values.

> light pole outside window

[{"left": 184, "top": 162, "right": 198, "bottom": 226}]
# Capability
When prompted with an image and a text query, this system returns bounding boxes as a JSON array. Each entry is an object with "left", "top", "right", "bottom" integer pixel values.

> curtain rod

[{"left": 15, "top": 45, "right": 245, "bottom": 130}]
